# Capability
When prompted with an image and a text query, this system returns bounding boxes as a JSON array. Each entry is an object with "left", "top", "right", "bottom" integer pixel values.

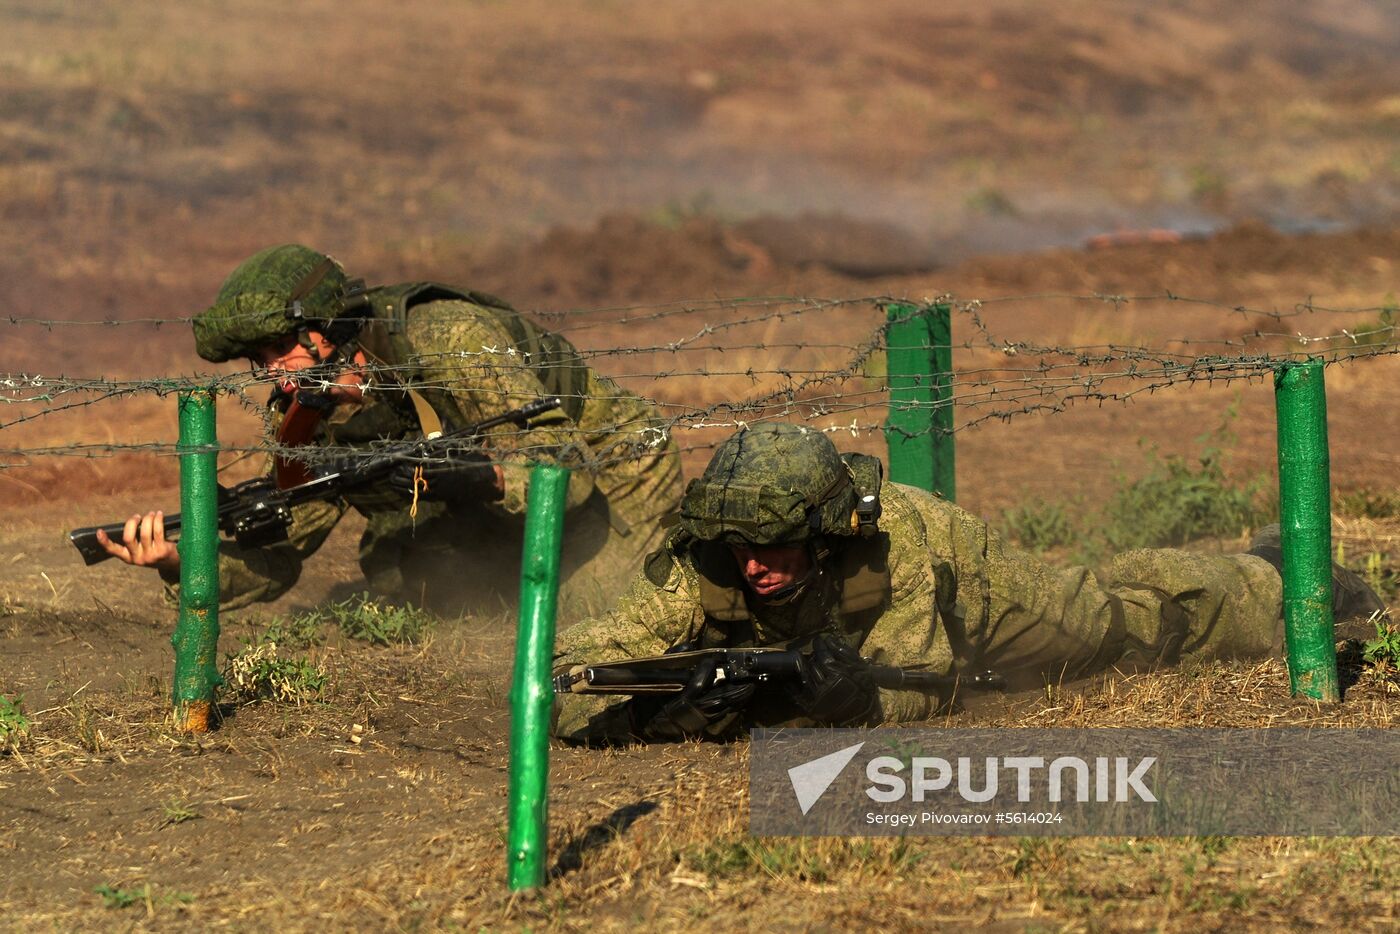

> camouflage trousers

[{"left": 870, "top": 494, "right": 1284, "bottom": 717}]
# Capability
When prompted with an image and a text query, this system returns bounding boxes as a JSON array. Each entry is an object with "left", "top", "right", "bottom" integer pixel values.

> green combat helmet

[
  {"left": 192, "top": 244, "right": 361, "bottom": 362},
  {"left": 679, "top": 423, "right": 868, "bottom": 545}
]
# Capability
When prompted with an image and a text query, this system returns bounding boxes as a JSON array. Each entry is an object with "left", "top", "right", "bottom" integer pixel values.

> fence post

[
  {"left": 1273, "top": 361, "right": 1340, "bottom": 702},
  {"left": 506, "top": 464, "right": 570, "bottom": 890},
  {"left": 171, "top": 389, "right": 221, "bottom": 732},
  {"left": 883, "top": 301, "right": 955, "bottom": 499}
]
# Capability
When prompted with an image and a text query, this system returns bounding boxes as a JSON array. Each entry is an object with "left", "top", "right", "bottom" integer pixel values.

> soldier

[
  {"left": 553, "top": 422, "right": 1385, "bottom": 743},
  {"left": 98, "top": 244, "right": 683, "bottom": 615}
]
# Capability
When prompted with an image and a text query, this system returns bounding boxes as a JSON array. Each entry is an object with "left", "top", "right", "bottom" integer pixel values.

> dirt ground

[{"left": 1, "top": 1, "right": 1398, "bottom": 930}]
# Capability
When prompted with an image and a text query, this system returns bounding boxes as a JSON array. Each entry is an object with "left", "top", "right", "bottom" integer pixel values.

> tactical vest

[{"left": 353, "top": 282, "right": 590, "bottom": 425}]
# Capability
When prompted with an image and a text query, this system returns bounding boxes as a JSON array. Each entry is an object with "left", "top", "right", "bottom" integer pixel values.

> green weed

[
  {"left": 0, "top": 694, "right": 32, "bottom": 752},
  {"left": 327, "top": 593, "right": 436, "bottom": 646},
  {"left": 1335, "top": 488, "right": 1400, "bottom": 519},
  {"left": 95, "top": 884, "right": 148, "bottom": 909},
  {"left": 159, "top": 798, "right": 201, "bottom": 827},
  {"left": 94, "top": 884, "right": 193, "bottom": 911},
  {"left": 1001, "top": 501, "right": 1076, "bottom": 552},
  {"left": 1362, "top": 619, "right": 1400, "bottom": 670},
  {"left": 222, "top": 642, "right": 328, "bottom": 705},
  {"left": 998, "top": 413, "right": 1268, "bottom": 560},
  {"left": 253, "top": 611, "right": 326, "bottom": 650},
  {"left": 1102, "top": 444, "right": 1268, "bottom": 552}
]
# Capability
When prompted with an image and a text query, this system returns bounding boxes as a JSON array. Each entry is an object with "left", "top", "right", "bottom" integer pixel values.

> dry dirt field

[{"left": 1, "top": 1, "right": 1398, "bottom": 930}]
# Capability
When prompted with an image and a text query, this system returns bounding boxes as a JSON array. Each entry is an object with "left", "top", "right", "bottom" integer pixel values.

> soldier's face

[
  {"left": 251, "top": 330, "right": 365, "bottom": 402},
  {"left": 728, "top": 543, "right": 812, "bottom": 597}
]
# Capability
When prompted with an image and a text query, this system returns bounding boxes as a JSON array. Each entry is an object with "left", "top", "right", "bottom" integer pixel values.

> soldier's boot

[{"left": 1246, "top": 524, "right": 1387, "bottom": 632}]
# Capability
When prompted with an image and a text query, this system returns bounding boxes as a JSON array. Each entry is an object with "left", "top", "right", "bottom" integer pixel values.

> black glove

[
  {"left": 634, "top": 657, "right": 756, "bottom": 742},
  {"left": 388, "top": 450, "right": 500, "bottom": 505},
  {"left": 793, "top": 634, "right": 882, "bottom": 726}
]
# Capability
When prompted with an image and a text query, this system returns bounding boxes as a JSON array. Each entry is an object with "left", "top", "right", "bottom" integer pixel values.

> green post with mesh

[
  {"left": 507, "top": 464, "right": 570, "bottom": 890},
  {"left": 1273, "top": 361, "right": 1340, "bottom": 702},
  {"left": 171, "top": 389, "right": 222, "bottom": 732},
  {"left": 883, "top": 301, "right": 955, "bottom": 499}
]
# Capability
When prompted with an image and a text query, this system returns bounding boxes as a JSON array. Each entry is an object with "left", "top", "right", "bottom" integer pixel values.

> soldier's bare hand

[{"left": 96, "top": 510, "right": 181, "bottom": 573}]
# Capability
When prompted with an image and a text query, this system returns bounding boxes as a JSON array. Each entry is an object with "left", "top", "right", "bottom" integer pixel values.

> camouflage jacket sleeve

[
  {"left": 403, "top": 300, "right": 597, "bottom": 516},
  {"left": 161, "top": 499, "right": 348, "bottom": 611},
  {"left": 857, "top": 485, "right": 955, "bottom": 724},
  {"left": 551, "top": 551, "right": 707, "bottom": 742}
]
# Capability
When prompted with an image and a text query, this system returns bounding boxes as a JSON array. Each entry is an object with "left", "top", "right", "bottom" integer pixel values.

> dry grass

[{"left": 3, "top": 618, "right": 1396, "bottom": 931}]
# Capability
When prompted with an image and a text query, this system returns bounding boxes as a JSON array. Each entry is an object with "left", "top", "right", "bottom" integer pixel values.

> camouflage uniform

[
  {"left": 553, "top": 428, "right": 1284, "bottom": 743},
  {"left": 171, "top": 247, "right": 682, "bottom": 615}
]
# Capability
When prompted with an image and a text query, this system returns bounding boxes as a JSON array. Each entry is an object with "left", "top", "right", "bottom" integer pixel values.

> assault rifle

[
  {"left": 69, "top": 396, "right": 563, "bottom": 566},
  {"left": 553, "top": 646, "right": 1004, "bottom": 698}
]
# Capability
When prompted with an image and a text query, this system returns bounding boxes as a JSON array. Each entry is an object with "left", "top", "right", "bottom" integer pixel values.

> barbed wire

[{"left": 0, "top": 293, "right": 1395, "bottom": 477}]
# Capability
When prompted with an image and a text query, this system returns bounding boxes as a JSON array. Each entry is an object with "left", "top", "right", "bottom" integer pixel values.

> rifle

[
  {"left": 69, "top": 396, "right": 563, "bottom": 566},
  {"left": 553, "top": 647, "right": 1004, "bottom": 698}
]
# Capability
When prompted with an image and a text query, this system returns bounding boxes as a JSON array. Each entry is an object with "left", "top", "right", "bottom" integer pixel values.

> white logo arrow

[{"left": 787, "top": 742, "right": 866, "bottom": 815}]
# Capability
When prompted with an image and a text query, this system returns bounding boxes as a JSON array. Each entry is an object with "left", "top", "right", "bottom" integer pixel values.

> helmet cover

[
  {"left": 679, "top": 423, "right": 857, "bottom": 545},
  {"left": 193, "top": 244, "right": 349, "bottom": 362}
]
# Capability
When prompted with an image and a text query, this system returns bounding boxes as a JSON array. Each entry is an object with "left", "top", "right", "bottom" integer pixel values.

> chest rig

[{"left": 353, "top": 282, "right": 590, "bottom": 427}]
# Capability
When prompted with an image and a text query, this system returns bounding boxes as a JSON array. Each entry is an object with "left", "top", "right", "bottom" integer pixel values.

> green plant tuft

[
  {"left": 1101, "top": 445, "right": 1269, "bottom": 552},
  {"left": 94, "top": 884, "right": 193, "bottom": 911},
  {"left": 0, "top": 694, "right": 31, "bottom": 753},
  {"left": 1362, "top": 619, "right": 1400, "bottom": 670},
  {"left": 1001, "top": 501, "right": 1077, "bottom": 553},
  {"left": 159, "top": 798, "right": 201, "bottom": 827},
  {"left": 328, "top": 592, "right": 436, "bottom": 646},
  {"left": 94, "top": 884, "right": 149, "bottom": 910},
  {"left": 998, "top": 413, "right": 1269, "bottom": 561},
  {"left": 221, "top": 642, "right": 328, "bottom": 705},
  {"left": 254, "top": 611, "right": 326, "bottom": 650},
  {"left": 1335, "top": 488, "right": 1400, "bottom": 519}
]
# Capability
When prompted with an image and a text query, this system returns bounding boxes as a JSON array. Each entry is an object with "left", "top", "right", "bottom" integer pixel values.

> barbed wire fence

[{"left": 0, "top": 291, "right": 1396, "bottom": 478}]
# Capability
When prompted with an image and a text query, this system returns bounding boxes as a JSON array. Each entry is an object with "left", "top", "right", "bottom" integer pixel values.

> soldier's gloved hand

[
  {"left": 388, "top": 451, "right": 501, "bottom": 505},
  {"left": 793, "top": 634, "right": 882, "bottom": 726},
  {"left": 635, "top": 657, "right": 756, "bottom": 742}
]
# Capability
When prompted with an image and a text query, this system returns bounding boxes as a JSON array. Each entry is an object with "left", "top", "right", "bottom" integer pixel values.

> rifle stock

[{"left": 70, "top": 396, "right": 563, "bottom": 566}]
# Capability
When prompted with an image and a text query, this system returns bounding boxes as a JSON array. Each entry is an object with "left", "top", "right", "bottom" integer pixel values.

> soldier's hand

[
  {"left": 95, "top": 511, "right": 181, "bottom": 573},
  {"left": 389, "top": 451, "right": 503, "bottom": 505},
  {"left": 635, "top": 657, "right": 756, "bottom": 741},
  {"left": 793, "top": 634, "right": 882, "bottom": 726}
]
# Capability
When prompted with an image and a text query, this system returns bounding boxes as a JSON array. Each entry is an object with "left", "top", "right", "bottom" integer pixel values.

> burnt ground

[{"left": 2, "top": 0, "right": 1399, "bottom": 929}]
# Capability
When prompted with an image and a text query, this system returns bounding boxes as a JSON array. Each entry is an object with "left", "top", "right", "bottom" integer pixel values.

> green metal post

[
  {"left": 883, "top": 302, "right": 955, "bottom": 499},
  {"left": 171, "top": 389, "right": 222, "bottom": 731},
  {"left": 507, "top": 464, "right": 570, "bottom": 890},
  {"left": 1274, "top": 362, "right": 1340, "bottom": 702}
]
